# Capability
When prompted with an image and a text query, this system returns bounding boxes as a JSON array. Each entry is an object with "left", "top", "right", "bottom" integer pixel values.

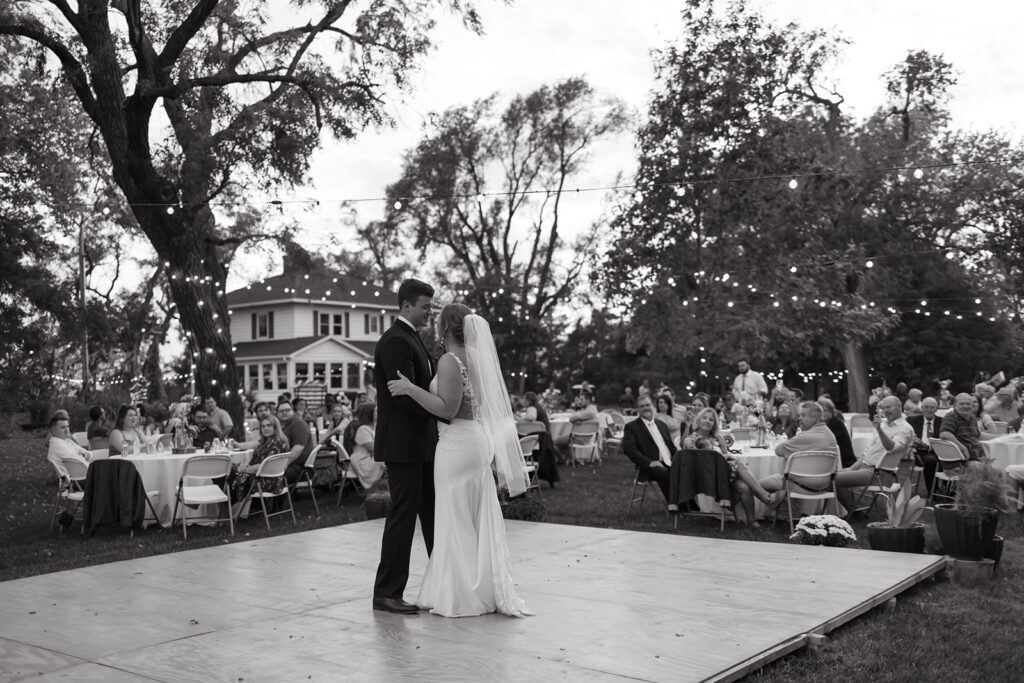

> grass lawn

[{"left": 3, "top": 436, "right": 1023, "bottom": 681}]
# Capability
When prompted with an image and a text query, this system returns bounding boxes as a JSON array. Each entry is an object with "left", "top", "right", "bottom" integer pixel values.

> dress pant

[
  {"left": 646, "top": 464, "right": 671, "bottom": 500},
  {"left": 836, "top": 465, "right": 897, "bottom": 511},
  {"left": 373, "top": 461, "right": 435, "bottom": 600},
  {"left": 916, "top": 448, "right": 937, "bottom": 495}
]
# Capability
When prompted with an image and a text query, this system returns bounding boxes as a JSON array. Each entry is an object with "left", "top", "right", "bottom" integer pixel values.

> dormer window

[{"left": 251, "top": 311, "right": 274, "bottom": 339}]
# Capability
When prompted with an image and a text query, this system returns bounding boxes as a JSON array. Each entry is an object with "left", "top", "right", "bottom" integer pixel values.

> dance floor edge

[{"left": 0, "top": 520, "right": 944, "bottom": 683}]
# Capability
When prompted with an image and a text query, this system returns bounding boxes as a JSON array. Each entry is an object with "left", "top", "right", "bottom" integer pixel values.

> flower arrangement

[
  {"left": 540, "top": 386, "right": 565, "bottom": 412},
  {"left": 789, "top": 514, "right": 857, "bottom": 547}
]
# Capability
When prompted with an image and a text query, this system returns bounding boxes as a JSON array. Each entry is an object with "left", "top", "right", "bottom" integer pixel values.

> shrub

[{"left": 501, "top": 494, "right": 545, "bottom": 521}]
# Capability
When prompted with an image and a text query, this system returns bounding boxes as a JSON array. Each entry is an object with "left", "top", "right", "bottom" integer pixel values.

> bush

[
  {"left": 501, "top": 494, "right": 545, "bottom": 521},
  {"left": 24, "top": 399, "right": 51, "bottom": 428}
]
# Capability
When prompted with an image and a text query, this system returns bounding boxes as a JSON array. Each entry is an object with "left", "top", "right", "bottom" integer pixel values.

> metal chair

[
  {"left": 334, "top": 441, "right": 365, "bottom": 505},
  {"left": 849, "top": 414, "right": 874, "bottom": 430},
  {"left": 290, "top": 445, "right": 323, "bottom": 517},
  {"left": 516, "top": 420, "right": 546, "bottom": 436},
  {"left": 519, "top": 435, "right": 541, "bottom": 497},
  {"left": 241, "top": 453, "right": 296, "bottom": 530},
  {"left": 72, "top": 431, "right": 89, "bottom": 448},
  {"left": 774, "top": 450, "right": 839, "bottom": 533},
  {"left": 627, "top": 467, "right": 668, "bottom": 517},
  {"left": 845, "top": 448, "right": 905, "bottom": 518},
  {"left": 170, "top": 454, "right": 234, "bottom": 539},
  {"left": 569, "top": 420, "right": 601, "bottom": 466},
  {"left": 51, "top": 457, "right": 88, "bottom": 532},
  {"left": 928, "top": 438, "right": 966, "bottom": 505}
]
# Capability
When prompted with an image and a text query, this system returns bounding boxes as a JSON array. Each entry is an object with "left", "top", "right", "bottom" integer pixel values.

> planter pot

[
  {"left": 985, "top": 535, "right": 1004, "bottom": 570},
  {"left": 866, "top": 522, "right": 926, "bottom": 553},
  {"left": 364, "top": 494, "right": 390, "bottom": 520},
  {"left": 933, "top": 504, "right": 999, "bottom": 560}
]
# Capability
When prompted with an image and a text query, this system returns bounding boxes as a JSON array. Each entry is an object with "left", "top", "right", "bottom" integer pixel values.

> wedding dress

[{"left": 415, "top": 352, "right": 532, "bottom": 617}]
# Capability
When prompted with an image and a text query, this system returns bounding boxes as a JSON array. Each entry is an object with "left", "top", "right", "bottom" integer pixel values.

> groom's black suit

[{"left": 373, "top": 319, "right": 438, "bottom": 601}]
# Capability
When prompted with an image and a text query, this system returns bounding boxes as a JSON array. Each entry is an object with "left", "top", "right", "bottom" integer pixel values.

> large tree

[
  {"left": 377, "top": 77, "right": 628, "bottom": 389},
  {"left": 1, "top": 0, "right": 483, "bottom": 429}
]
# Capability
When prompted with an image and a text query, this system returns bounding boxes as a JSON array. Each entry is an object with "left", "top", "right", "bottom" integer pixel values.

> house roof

[
  {"left": 234, "top": 336, "right": 376, "bottom": 360},
  {"left": 227, "top": 269, "right": 398, "bottom": 310}
]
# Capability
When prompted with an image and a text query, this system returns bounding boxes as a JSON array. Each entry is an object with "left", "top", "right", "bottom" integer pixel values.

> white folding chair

[
  {"left": 170, "top": 454, "right": 234, "bottom": 539},
  {"left": 846, "top": 448, "right": 904, "bottom": 518},
  {"left": 71, "top": 431, "right": 89, "bottom": 448},
  {"left": 290, "top": 445, "right": 323, "bottom": 517},
  {"left": 928, "top": 438, "right": 966, "bottom": 505},
  {"left": 603, "top": 412, "right": 625, "bottom": 458},
  {"left": 775, "top": 450, "right": 839, "bottom": 533},
  {"left": 516, "top": 420, "right": 546, "bottom": 436},
  {"left": 51, "top": 457, "right": 88, "bottom": 532},
  {"left": 519, "top": 435, "right": 541, "bottom": 497},
  {"left": 334, "top": 441, "right": 365, "bottom": 504},
  {"left": 242, "top": 452, "right": 296, "bottom": 530},
  {"left": 849, "top": 414, "right": 874, "bottom": 430},
  {"left": 569, "top": 420, "right": 601, "bottom": 466}
]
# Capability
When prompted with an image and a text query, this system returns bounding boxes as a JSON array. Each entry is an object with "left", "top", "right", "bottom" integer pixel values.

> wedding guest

[
  {"left": 770, "top": 403, "right": 798, "bottom": 439},
  {"left": 46, "top": 413, "right": 92, "bottom": 478},
  {"left": 1005, "top": 464, "right": 1024, "bottom": 512},
  {"left": 136, "top": 403, "right": 158, "bottom": 435},
  {"left": 903, "top": 388, "right": 924, "bottom": 417},
  {"left": 203, "top": 395, "right": 234, "bottom": 438},
  {"left": 638, "top": 379, "right": 652, "bottom": 400},
  {"left": 906, "top": 397, "right": 942, "bottom": 495},
  {"left": 940, "top": 393, "right": 999, "bottom": 462},
  {"left": 277, "top": 400, "right": 314, "bottom": 484},
  {"left": 974, "top": 382, "right": 996, "bottom": 407},
  {"left": 340, "top": 404, "right": 385, "bottom": 488},
  {"left": 520, "top": 391, "right": 548, "bottom": 425},
  {"left": 732, "top": 359, "right": 768, "bottom": 399},
  {"left": 293, "top": 398, "right": 311, "bottom": 422},
  {"left": 109, "top": 405, "right": 148, "bottom": 455},
  {"left": 986, "top": 387, "right": 1020, "bottom": 424},
  {"left": 682, "top": 407, "right": 774, "bottom": 526},
  {"left": 230, "top": 415, "right": 290, "bottom": 506},
  {"left": 818, "top": 398, "right": 855, "bottom": 468},
  {"left": 618, "top": 387, "right": 637, "bottom": 413},
  {"left": 86, "top": 405, "right": 109, "bottom": 449},
  {"left": 191, "top": 407, "right": 220, "bottom": 449},
  {"left": 970, "top": 394, "right": 997, "bottom": 433},
  {"left": 758, "top": 402, "right": 839, "bottom": 500},
  {"left": 835, "top": 396, "right": 914, "bottom": 514},
  {"left": 621, "top": 396, "right": 673, "bottom": 501},
  {"left": 254, "top": 401, "right": 272, "bottom": 421},
  {"left": 568, "top": 392, "right": 599, "bottom": 423},
  {"left": 655, "top": 393, "right": 683, "bottom": 446},
  {"left": 320, "top": 401, "right": 352, "bottom": 446}
]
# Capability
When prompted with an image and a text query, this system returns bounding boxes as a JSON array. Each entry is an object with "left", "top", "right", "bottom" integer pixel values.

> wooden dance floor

[{"left": 0, "top": 520, "right": 944, "bottom": 682}]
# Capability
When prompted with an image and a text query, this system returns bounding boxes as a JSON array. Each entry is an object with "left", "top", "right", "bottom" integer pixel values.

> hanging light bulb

[
  {"left": 393, "top": 200, "right": 403, "bottom": 210},
  {"left": 788, "top": 178, "right": 798, "bottom": 190},
  {"left": 913, "top": 168, "right": 924, "bottom": 179},
  {"left": 865, "top": 260, "right": 874, "bottom": 268},
  {"left": 790, "top": 266, "right": 798, "bottom": 273}
]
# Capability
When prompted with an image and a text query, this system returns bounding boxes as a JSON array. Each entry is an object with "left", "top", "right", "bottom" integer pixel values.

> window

[
  {"left": 295, "top": 362, "right": 309, "bottom": 384},
  {"left": 347, "top": 362, "right": 361, "bottom": 389},
  {"left": 276, "top": 363, "right": 288, "bottom": 390},
  {"left": 344, "top": 312, "right": 350, "bottom": 337},
  {"left": 330, "top": 363, "right": 344, "bottom": 389},
  {"left": 364, "top": 314, "right": 379, "bottom": 334},
  {"left": 252, "top": 311, "right": 274, "bottom": 339},
  {"left": 319, "top": 312, "right": 330, "bottom": 336},
  {"left": 313, "top": 363, "right": 326, "bottom": 383},
  {"left": 262, "top": 363, "right": 273, "bottom": 390},
  {"left": 248, "top": 364, "right": 258, "bottom": 391},
  {"left": 333, "top": 314, "right": 343, "bottom": 336}
]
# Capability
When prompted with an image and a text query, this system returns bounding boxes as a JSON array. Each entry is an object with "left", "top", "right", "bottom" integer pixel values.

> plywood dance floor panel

[{"left": 0, "top": 521, "right": 944, "bottom": 682}]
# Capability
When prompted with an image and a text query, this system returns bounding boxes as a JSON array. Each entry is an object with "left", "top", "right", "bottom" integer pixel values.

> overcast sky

[{"left": 229, "top": 0, "right": 1024, "bottom": 285}]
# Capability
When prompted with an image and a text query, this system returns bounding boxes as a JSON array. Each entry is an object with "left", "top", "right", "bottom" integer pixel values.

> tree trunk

[{"left": 842, "top": 340, "right": 869, "bottom": 412}]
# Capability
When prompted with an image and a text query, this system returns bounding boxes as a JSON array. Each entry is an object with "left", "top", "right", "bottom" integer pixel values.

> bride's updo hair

[{"left": 437, "top": 303, "right": 473, "bottom": 345}]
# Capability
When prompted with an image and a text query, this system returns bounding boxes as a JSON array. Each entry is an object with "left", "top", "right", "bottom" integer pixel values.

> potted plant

[
  {"left": 789, "top": 514, "right": 857, "bottom": 548},
  {"left": 866, "top": 480, "right": 927, "bottom": 553},
  {"left": 933, "top": 458, "right": 1012, "bottom": 561}
]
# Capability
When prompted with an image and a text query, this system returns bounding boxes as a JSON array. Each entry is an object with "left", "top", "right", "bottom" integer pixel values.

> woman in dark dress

[{"left": 230, "top": 415, "right": 290, "bottom": 503}]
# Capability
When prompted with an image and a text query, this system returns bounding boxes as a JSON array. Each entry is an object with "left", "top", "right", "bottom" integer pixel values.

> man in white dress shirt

[
  {"left": 621, "top": 396, "right": 675, "bottom": 501},
  {"left": 46, "top": 414, "right": 92, "bottom": 479},
  {"left": 732, "top": 359, "right": 768, "bottom": 400},
  {"left": 835, "top": 396, "right": 914, "bottom": 513}
]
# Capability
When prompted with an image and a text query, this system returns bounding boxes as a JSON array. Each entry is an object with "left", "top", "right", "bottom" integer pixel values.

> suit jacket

[
  {"left": 622, "top": 417, "right": 674, "bottom": 473},
  {"left": 906, "top": 414, "right": 942, "bottom": 450},
  {"left": 373, "top": 321, "right": 438, "bottom": 463}
]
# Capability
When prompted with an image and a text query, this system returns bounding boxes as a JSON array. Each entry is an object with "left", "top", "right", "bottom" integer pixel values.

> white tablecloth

[
  {"left": 122, "top": 450, "right": 251, "bottom": 527},
  {"left": 981, "top": 434, "right": 1024, "bottom": 471}
]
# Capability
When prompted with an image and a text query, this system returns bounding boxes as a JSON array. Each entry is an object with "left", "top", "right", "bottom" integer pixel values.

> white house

[{"left": 228, "top": 268, "right": 398, "bottom": 403}]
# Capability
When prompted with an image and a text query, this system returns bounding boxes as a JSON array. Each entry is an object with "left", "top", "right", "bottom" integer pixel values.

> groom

[{"left": 372, "top": 278, "right": 438, "bottom": 614}]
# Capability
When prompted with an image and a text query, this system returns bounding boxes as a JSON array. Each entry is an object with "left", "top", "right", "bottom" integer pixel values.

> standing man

[
  {"left": 732, "top": 359, "right": 768, "bottom": 400},
  {"left": 372, "top": 279, "right": 438, "bottom": 614},
  {"left": 203, "top": 395, "right": 234, "bottom": 438}
]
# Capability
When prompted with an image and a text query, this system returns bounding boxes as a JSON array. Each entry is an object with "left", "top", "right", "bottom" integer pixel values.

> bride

[{"left": 387, "top": 303, "right": 533, "bottom": 618}]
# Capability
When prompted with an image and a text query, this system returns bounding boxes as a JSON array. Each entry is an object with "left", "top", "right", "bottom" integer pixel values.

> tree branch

[{"left": 156, "top": 0, "right": 221, "bottom": 74}]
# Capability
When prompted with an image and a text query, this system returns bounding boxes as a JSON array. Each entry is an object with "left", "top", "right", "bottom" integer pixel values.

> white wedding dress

[{"left": 416, "top": 353, "right": 532, "bottom": 617}]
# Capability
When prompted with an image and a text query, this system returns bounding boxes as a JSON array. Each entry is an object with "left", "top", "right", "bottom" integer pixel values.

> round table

[
  {"left": 981, "top": 434, "right": 1024, "bottom": 470},
  {"left": 123, "top": 449, "right": 251, "bottom": 527},
  {"left": 549, "top": 419, "right": 572, "bottom": 447}
]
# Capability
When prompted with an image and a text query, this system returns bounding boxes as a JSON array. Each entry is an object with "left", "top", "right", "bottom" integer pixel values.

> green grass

[{"left": 3, "top": 437, "right": 1023, "bottom": 681}]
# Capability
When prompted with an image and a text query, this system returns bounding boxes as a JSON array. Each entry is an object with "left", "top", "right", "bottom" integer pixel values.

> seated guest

[
  {"left": 517, "top": 391, "right": 542, "bottom": 424},
  {"left": 109, "top": 405, "right": 148, "bottom": 455},
  {"left": 975, "top": 382, "right": 996, "bottom": 409},
  {"left": 568, "top": 392, "right": 599, "bottom": 423},
  {"left": 903, "top": 388, "right": 924, "bottom": 417},
  {"left": 354, "top": 392, "right": 370, "bottom": 408},
  {"left": 203, "top": 395, "right": 234, "bottom": 438},
  {"left": 618, "top": 387, "right": 637, "bottom": 414},
  {"left": 622, "top": 396, "right": 674, "bottom": 502},
  {"left": 818, "top": 398, "right": 855, "bottom": 467},
  {"left": 906, "top": 397, "right": 942, "bottom": 495},
  {"left": 835, "top": 397, "right": 914, "bottom": 514},
  {"left": 191, "top": 407, "right": 221, "bottom": 448},
  {"left": 86, "top": 405, "right": 109, "bottom": 449},
  {"left": 986, "top": 386, "right": 1020, "bottom": 425},
  {"left": 339, "top": 404, "right": 385, "bottom": 488},
  {"left": 682, "top": 407, "right": 772, "bottom": 525},
  {"left": 655, "top": 393, "right": 682, "bottom": 446},
  {"left": 136, "top": 403, "right": 158, "bottom": 435},
  {"left": 758, "top": 401, "right": 839, "bottom": 501},
  {"left": 770, "top": 403, "right": 798, "bottom": 439},
  {"left": 970, "top": 393, "right": 997, "bottom": 433},
  {"left": 277, "top": 400, "right": 313, "bottom": 484},
  {"left": 940, "top": 392, "right": 999, "bottom": 462},
  {"left": 293, "top": 398, "right": 311, "bottom": 422},
  {"left": 229, "top": 415, "right": 290, "bottom": 506},
  {"left": 320, "top": 401, "right": 351, "bottom": 445},
  {"left": 1005, "top": 464, "right": 1024, "bottom": 512},
  {"left": 46, "top": 413, "right": 92, "bottom": 478},
  {"left": 254, "top": 401, "right": 272, "bottom": 422}
]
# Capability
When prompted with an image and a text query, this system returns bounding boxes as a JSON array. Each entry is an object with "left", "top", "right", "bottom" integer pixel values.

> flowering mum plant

[{"left": 789, "top": 514, "right": 857, "bottom": 548}]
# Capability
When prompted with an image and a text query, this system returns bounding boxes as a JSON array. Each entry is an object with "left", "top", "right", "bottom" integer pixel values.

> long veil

[{"left": 463, "top": 314, "right": 529, "bottom": 497}]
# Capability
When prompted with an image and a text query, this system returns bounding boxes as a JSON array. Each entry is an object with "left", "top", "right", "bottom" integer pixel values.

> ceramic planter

[
  {"left": 933, "top": 504, "right": 999, "bottom": 560},
  {"left": 866, "top": 522, "right": 926, "bottom": 553}
]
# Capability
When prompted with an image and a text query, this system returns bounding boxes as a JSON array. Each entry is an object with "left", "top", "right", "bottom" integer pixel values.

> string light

[{"left": 788, "top": 178, "right": 798, "bottom": 190}]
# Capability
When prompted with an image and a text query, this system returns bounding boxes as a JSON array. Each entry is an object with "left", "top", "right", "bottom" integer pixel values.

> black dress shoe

[{"left": 372, "top": 597, "right": 420, "bottom": 614}]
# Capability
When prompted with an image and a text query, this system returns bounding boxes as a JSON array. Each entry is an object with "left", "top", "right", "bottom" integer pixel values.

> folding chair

[
  {"left": 627, "top": 467, "right": 669, "bottom": 516},
  {"left": 569, "top": 420, "right": 601, "bottom": 466},
  {"left": 51, "top": 457, "right": 88, "bottom": 532},
  {"left": 170, "top": 454, "right": 234, "bottom": 539},
  {"left": 290, "top": 445, "right": 323, "bottom": 517},
  {"left": 72, "top": 431, "right": 89, "bottom": 448},
  {"left": 774, "top": 450, "right": 839, "bottom": 533},
  {"left": 928, "top": 438, "right": 966, "bottom": 505},
  {"left": 516, "top": 420, "right": 546, "bottom": 436},
  {"left": 849, "top": 414, "right": 874, "bottom": 430},
  {"left": 519, "top": 435, "right": 541, "bottom": 497},
  {"left": 846, "top": 448, "right": 904, "bottom": 518},
  {"left": 241, "top": 453, "right": 296, "bottom": 530},
  {"left": 603, "top": 412, "right": 625, "bottom": 458},
  {"left": 334, "top": 442, "right": 365, "bottom": 505}
]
